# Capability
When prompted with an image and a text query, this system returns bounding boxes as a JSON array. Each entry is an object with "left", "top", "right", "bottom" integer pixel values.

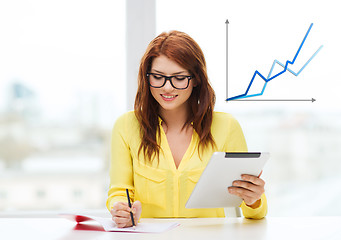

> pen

[{"left": 126, "top": 189, "right": 136, "bottom": 229}]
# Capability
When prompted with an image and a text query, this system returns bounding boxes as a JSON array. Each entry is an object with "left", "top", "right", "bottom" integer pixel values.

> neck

[{"left": 159, "top": 105, "right": 190, "bottom": 131}]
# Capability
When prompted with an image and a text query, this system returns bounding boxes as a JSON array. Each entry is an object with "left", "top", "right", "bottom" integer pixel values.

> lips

[{"left": 161, "top": 94, "right": 178, "bottom": 101}]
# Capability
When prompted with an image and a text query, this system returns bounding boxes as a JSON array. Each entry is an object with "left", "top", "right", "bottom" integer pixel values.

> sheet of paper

[{"left": 59, "top": 214, "right": 180, "bottom": 233}]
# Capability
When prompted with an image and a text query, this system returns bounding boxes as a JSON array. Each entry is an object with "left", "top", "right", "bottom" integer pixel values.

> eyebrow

[{"left": 152, "top": 69, "right": 187, "bottom": 75}]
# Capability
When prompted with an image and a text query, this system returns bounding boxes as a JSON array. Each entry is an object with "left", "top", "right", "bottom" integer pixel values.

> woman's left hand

[{"left": 228, "top": 173, "right": 265, "bottom": 208}]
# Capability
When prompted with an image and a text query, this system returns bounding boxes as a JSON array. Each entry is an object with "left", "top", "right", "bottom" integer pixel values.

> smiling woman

[
  {"left": 148, "top": 55, "right": 196, "bottom": 118},
  {"left": 107, "top": 30, "right": 267, "bottom": 228},
  {"left": 147, "top": 55, "right": 198, "bottom": 168},
  {"left": 135, "top": 31, "right": 216, "bottom": 163}
]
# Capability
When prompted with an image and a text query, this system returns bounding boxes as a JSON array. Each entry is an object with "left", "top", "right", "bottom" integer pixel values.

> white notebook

[{"left": 60, "top": 213, "right": 180, "bottom": 233}]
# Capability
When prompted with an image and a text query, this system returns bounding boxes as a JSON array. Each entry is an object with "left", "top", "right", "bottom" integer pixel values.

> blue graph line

[{"left": 227, "top": 23, "right": 323, "bottom": 101}]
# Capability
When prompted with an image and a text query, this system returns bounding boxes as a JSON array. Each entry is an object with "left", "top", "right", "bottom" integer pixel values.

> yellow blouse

[{"left": 106, "top": 111, "right": 267, "bottom": 219}]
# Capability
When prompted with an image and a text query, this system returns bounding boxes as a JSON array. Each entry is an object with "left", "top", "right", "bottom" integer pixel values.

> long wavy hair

[{"left": 134, "top": 30, "right": 216, "bottom": 163}]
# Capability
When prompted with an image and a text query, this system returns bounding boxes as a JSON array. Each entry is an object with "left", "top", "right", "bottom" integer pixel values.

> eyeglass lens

[{"left": 148, "top": 73, "right": 190, "bottom": 89}]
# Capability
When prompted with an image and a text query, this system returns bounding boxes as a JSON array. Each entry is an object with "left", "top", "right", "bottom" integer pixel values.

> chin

[
  {"left": 158, "top": 101, "right": 187, "bottom": 112},
  {"left": 159, "top": 103, "right": 178, "bottom": 111}
]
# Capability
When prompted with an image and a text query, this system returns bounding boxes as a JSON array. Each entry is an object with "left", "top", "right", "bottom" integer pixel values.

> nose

[{"left": 163, "top": 78, "right": 174, "bottom": 90}]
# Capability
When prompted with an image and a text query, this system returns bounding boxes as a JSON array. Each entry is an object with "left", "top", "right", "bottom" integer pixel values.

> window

[{"left": 0, "top": 0, "right": 126, "bottom": 211}]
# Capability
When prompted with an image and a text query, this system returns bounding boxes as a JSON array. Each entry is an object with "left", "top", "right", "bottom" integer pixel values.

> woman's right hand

[{"left": 110, "top": 201, "right": 142, "bottom": 228}]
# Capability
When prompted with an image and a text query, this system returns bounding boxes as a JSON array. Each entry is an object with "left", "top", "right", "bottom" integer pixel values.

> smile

[
  {"left": 161, "top": 94, "right": 176, "bottom": 99},
  {"left": 161, "top": 94, "right": 178, "bottom": 101}
]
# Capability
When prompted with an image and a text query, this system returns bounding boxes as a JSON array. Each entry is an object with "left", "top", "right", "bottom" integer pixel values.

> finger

[
  {"left": 241, "top": 174, "right": 265, "bottom": 187},
  {"left": 115, "top": 220, "right": 130, "bottom": 229},
  {"left": 112, "top": 216, "right": 130, "bottom": 225},
  {"left": 132, "top": 200, "right": 141, "bottom": 208},
  {"left": 232, "top": 180, "right": 261, "bottom": 193},
  {"left": 111, "top": 205, "right": 131, "bottom": 221},
  {"left": 228, "top": 186, "right": 244, "bottom": 199},
  {"left": 112, "top": 202, "right": 131, "bottom": 212},
  {"left": 228, "top": 187, "right": 260, "bottom": 205},
  {"left": 232, "top": 182, "right": 265, "bottom": 198},
  {"left": 114, "top": 210, "right": 131, "bottom": 218},
  {"left": 132, "top": 200, "right": 142, "bottom": 220},
  {"left": 132, "top": 201, "right": 141, "bottom": 212},
  {"left": 116, "top": 223, "right": 126, "bottom": 228},
  {"left": 134, "top": 215, "right": 139, "bottom": 225},
  {"left": 229, "top": 186, "right": 252, "bottom": 196},
  {"left": 258, "top": 170, "right": 263, "bottom": 178},
  {"left": 228, "top": 186, "right": 260, "bottom": 199},
  {"left": 116, "top": 202, "right": 131, "bottom": 210}
]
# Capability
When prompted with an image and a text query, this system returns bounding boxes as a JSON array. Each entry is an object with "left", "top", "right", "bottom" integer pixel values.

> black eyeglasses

[{"left": 146, "top": 73, "right": 193, "bottom": 90}]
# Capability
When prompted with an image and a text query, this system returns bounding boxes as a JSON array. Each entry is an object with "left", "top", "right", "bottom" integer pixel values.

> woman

[{"left": 107, "top": 31, "right": 267, "bottom": 228}]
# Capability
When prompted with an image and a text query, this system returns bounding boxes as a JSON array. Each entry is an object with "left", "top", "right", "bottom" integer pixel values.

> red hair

[{"left": 134, "top": 30, "right": 216, "bottom": 163}]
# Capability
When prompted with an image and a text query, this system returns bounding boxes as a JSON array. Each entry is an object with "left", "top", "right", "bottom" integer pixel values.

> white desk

[{"left": 1, "top": 216, "right": 340, "bottom": 240}]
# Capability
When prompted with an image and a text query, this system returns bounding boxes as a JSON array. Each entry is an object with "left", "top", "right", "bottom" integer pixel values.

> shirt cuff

[
  {"left": 106, "top": 196, "right": 128, "bottom": 211},
  {"left": 240, "top": 193, "right": 267, "bottom": 219}
]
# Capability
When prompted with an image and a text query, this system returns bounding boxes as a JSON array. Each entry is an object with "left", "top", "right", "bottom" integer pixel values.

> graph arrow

[
  {"left": 232, "top": 98, "right": 316, "bottom": 102},
  {"left": 225, "top": 19, "right": 229, "bottom": 101}
]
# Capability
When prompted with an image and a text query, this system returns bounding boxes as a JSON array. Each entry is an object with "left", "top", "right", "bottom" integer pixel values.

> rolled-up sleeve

[
  {"left": 106, "top": 114, "right": 134, "bottom": 211},
  {"left": 240, "top": 194, "right": 267, "bottom": 219}
]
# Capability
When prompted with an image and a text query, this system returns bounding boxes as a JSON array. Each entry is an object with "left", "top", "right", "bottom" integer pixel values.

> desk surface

[{"left": 1, "top": 216, "right": 341, "bottom": 240}]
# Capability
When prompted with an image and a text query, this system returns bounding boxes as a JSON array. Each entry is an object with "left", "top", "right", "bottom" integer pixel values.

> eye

[
  {"left": 152, "top": 74, "right": 163, "bottom": 80},
  {"left": 174, "top": 75, "right": 187, "bottom": 80}
]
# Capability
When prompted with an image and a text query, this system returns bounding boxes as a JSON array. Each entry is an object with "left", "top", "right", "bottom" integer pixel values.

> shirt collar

[{"left": 158, "top": 116, "right": 193, "bottom": 126}]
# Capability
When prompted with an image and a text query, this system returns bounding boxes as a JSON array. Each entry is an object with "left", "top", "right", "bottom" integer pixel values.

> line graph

[{"left": 226, "top": 23, "right": 323, "bottom": 101}]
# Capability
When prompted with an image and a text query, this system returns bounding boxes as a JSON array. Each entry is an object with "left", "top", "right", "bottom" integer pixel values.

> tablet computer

[{"left": 185, "top": 152, "right": 269, "bottom": 208}]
